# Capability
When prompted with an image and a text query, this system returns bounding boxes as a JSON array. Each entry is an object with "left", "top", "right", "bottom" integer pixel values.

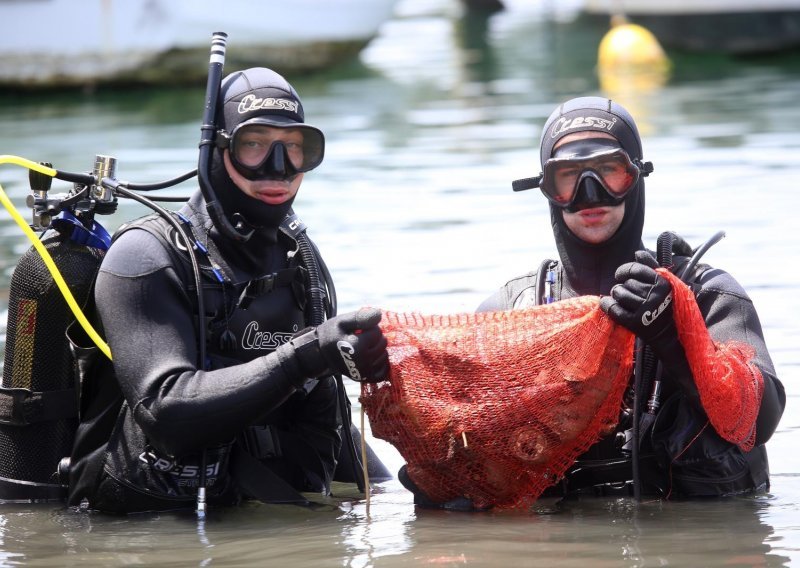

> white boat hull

[{"left": 0, "top": 0, "right": 399, "bottom": 88}]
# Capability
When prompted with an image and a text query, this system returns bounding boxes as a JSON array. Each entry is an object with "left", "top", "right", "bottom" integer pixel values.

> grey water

[{"left": 1, "top": 0, "right": 799, "bottom": 565}]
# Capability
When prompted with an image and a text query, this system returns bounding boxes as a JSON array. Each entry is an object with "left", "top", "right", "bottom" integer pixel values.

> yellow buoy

[
  {"left": 597, "top": 15, "right": 671, "bottom": 108},
  {"left": 598, "top": 15, "right": 670, "bottom": 74}
]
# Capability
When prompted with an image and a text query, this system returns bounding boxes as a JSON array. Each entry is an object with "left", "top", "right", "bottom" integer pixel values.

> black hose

[
  {"left": 297, "top": 232, "right": 328, "bottom": 326},
  {"left": 680, "top": 230, "right": 726, "bottom": 281},
  {"left": 308, "top": 238, "right": 337, "bottom": 317},
  {"left": 633, "top": 231, "right": 675, "bottom": 500},
  {"left": 54, "top": 170, "right": 95, "bottom": 185},
  {"left": 130, "top": 195, "right": 191, "bottom": 203},
  {"left": 632, "top": 230, "right": 725, "bottom": 500},
  {"left": 295, "top": 229, "right": 364, "bottom": 491},
  {"left": 123, "top": 169, "right": 197, "bottom": 191},
  {"left": 631, "top": 337, "right": 645, "bottom": 501},
  {"left": 110, "top": 185, "right": 207, "bottom": 366}
]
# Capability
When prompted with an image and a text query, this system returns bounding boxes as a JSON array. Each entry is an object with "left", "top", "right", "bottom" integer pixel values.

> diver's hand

[
  {"left": 600, "top": 250, "right": 676, "bottom": 348},
  {"left": 601, "top": 251, "right": 698, "bottom": 393},
  {"left": 288, "top": 308, "right": 389, "bottom": 383}
]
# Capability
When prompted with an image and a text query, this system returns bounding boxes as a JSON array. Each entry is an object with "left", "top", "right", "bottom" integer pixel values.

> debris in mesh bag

[
  {"left": 360, "top": 270, "right": 763, "bottom": 509},
  {"left": 361, "top": 296, "right": 635, "bottom": 510}
]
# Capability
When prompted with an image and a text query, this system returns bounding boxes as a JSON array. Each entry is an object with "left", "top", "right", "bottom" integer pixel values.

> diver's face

[
  {"left": 555, "top": 132, "right": 626, "bottom": 245},
  {"left": 223, "top": 150, "right": 303, "bottom": 206}
]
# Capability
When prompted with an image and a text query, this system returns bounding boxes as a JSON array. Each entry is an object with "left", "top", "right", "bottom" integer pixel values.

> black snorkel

[{"left": 198, "top": 31, "right": 254, "bottom": 243}]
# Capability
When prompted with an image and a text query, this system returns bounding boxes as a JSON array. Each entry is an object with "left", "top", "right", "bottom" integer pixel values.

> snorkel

[{"left": 197, "top": 31, "right": 254, "bottom": 243}]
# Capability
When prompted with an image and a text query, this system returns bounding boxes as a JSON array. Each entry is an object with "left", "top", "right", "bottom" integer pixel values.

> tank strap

[{"left": 0, "top": 387, "right": 77, "bottom": 426}]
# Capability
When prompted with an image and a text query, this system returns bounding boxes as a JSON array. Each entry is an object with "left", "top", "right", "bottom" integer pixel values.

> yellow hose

[{"left": 0, "top": 155, "right": 112, "bottom": 360}]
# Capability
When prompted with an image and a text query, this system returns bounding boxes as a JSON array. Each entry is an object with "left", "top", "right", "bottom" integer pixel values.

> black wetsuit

[
  {"left": 473, "top": 96, "right": 786, "bottom": 498},
  {"left": 68, "top": 191, "right": 341, "bottom": 512},
  {"left": 478, "top": 254, "right": 786, "bottom": 497}
]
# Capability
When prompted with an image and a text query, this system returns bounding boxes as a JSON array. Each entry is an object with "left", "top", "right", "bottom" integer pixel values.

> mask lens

[
  {"left": 541, "top": 148, "right": 639, "bottom": 207},
  {"left": 231, "top": 124, "right": 324, "bottom": 173}
]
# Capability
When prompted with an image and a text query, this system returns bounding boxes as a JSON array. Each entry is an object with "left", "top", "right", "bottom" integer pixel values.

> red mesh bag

[
  {"left": 361, "top": 297, "right": 635, "bottom": 509},
  {"left": 361, "top": 271, "right": 764, "bottom": 509},
  {"left": 658, "top": 269, "right": 763, "bottom": 451}
]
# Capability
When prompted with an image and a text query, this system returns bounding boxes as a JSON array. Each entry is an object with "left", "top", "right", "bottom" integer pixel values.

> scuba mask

[
  {"left": 513, "top": 138, "right": 653, "bottom": 209},
  {"left": 217, "top": 121, "right": 325, "bottom": 181}
]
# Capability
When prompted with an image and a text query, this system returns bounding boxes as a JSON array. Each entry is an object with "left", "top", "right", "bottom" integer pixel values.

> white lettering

[
  {"left": 238, "top": 94, "right": 299, "bottom": 114},
  {"left": 337, "top": 340, "right": 362, "bottom": 381},
  {"left": 642, "top": 292, "right": 673, "bottom": 326},
  {"left": 241, "top": 321, "right": 293, "bottom": 350},
  {"left": 551, "top": 116, "right": 617, "bottom": 138}
]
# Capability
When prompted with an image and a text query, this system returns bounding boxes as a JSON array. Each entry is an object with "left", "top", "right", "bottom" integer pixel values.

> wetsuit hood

[
  {"left": 210, "top": 67, "right": 312, "bottom": 242},
  {"left": 540, "top": 97, "right": 646, "bottom": 296}
]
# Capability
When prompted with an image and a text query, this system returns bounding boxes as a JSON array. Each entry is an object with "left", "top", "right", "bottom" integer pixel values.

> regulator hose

[
  {"left": 632, "top": 230, "right": 726, "bottom": 500},
  {"left": 632, "top": 230, "right": 674, "bottom": 500},
  {"left": 294, "top": 227, "right": 364, "bottom": 491}
]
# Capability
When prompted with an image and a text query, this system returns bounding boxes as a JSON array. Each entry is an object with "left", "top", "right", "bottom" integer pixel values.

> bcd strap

[
  {"left": 236, "top": 266, "right": 307, "bottom": 310},
  {"left": 0, "top": 387, "right": 77, "bottom": 426}
]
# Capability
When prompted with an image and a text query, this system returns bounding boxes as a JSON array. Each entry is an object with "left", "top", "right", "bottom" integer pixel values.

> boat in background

[
  {"left": 0, "top": 0, "right": 399, "bottom": 89},
  {"left": 582, "top": 0, "right": 800, "bottom": 54}
]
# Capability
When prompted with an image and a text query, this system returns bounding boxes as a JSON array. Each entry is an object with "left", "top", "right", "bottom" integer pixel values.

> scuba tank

[
  {"left": 0, "top": 228, "right": 105, "bottom": 501},
  {"left": 0, "top": 157, "right": 113, "bottom": 502}
]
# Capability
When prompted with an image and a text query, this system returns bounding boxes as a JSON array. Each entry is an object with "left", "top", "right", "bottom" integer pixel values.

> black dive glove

[
  {"left": 599, "top": 251, "right": 694, "bottom": 385},
  {"left": 287, "top": 308, "right": 389, "bottom": 383},
  {"left": 600, "top": 250, "right": 674, "bottom": 344}
]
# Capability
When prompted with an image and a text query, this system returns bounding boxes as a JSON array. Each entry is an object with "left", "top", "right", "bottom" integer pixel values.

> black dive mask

[
  {"left": 217, "top": 121, "right": 325, "bottom": 182},
  {"left": 565, "top": 174, "right": 623, "bottom": 212},
  {"left": 512, "top": 138, "right": 653, "bottom": 209},
  {"left": 236, "top": 140, "right": 298, "bottom": 181}
]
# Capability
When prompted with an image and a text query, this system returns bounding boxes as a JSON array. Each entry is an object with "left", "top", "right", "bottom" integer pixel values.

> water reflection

[{"left": 340, "top": 494, "right": 789, "bottom": 567}]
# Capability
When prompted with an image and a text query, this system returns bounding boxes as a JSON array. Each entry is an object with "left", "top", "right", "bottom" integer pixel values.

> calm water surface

[{"left": 0, "top": 0, "right": 799, "bottom": 565}]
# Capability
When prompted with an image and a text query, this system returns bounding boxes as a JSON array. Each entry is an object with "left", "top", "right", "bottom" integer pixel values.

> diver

[
  {"left": 401, "top": 96, "right": 785, "bottom": 506},
  {"left": 67, "top": 67, "right": 389, "bottom": 513}
]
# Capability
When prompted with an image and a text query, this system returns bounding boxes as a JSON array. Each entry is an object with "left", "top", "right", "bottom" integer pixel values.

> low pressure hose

[
  {"left": 296, "top": 231, "right": 327, "bottom": 327},
  {"left": 294, "top": 229, "right": 365, "bottom": 491},
  {"left": 633, "top": 230, "right": 726, "bottom": 500}
]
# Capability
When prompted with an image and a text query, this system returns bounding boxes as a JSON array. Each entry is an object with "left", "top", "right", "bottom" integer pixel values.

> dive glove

[
  {"left": 287, "top": 307, "right": 389, "bottom": 383},
  {"left": 600, "top": 250, "right": 697, "bottom": 388},
  {"left": 600, "top": 250, "right": 677, "bottom": 349}
]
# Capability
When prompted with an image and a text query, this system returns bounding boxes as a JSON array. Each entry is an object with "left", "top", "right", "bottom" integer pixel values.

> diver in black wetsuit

[
  {"left": 400, "top": 97, "right": 785, "bottom": 507},
  {"left": 67, "top": 68, "right": 389, "bottom": 513},
  {"left": 478, "top": 97, "right": 785, "bottom": 499}
]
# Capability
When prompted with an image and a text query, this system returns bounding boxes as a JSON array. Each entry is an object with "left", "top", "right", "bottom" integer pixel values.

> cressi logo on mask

[
  {"left": 336, "top": 340, "right": 362, "bottom": 381},
  {"left": 550, "top": 116, "right": 617, "bottom": 137},
  {"left": 237, "top": 94, "right": 299, "bottom": 115}
]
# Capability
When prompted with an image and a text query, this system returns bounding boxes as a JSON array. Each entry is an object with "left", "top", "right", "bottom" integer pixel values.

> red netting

[
  {"left": 659, "top": 269, "right": 763, "bottom": 451},
  {"left": 361, "top": 297, "right": 635, "bottom": 509},
  {"left": 362, "top": 271, "right": 765, "bottom": 509}
]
